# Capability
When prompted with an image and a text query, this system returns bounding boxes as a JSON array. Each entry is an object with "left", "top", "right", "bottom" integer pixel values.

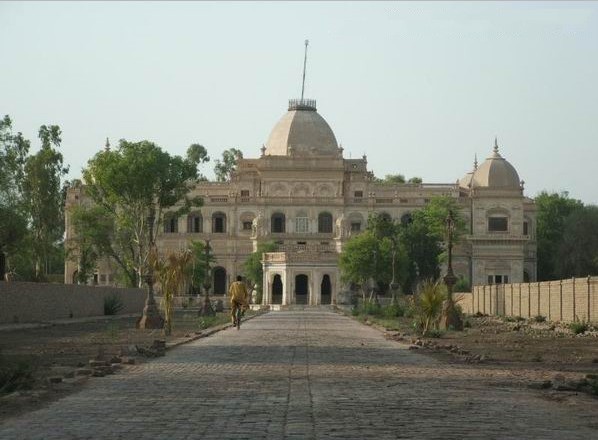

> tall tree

[
  {"left": 0, "top": 115, "right": 30, "bottom": 277},
  {"left": 535, "top": 191, "right": 584, "bottom": 280},
  {"left": 186, "top": 143, "right": 210, "bottom": 180},
  {"left": 400, "top": 196, "right": 465, "bottom": 293},
  {"left": 555, "top": 206, "right": 598, "bottom": 278},
  {"left": 21, "top": 124, "right": 69, "bottom": 280},
  {"left": 214, "top": 148, "right": 243, "bottom": 182},
  {"left": 75, "top": 140, "right": 204, "bottom": 287}
]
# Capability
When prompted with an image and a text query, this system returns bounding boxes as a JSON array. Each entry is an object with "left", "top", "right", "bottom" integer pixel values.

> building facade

[{"left": 64, "top": 98, "right": 537, "bottom": 305}]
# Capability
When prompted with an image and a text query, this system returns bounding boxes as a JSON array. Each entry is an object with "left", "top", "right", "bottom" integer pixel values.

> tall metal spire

[
  {"left": 493, "top": 136, "right": 499, "bottom": 154},
  {"left": 300, "top": 39, "right": 309, "bottom": 101},
  {"left": 105, "top": 137, "right": 111, "bottom": 152}
]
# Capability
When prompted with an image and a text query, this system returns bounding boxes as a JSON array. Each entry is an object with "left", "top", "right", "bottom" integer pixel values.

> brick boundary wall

[
  {"left": 0, "top": 281, "right": 145, "bottom": 324},
  {"left": 459, "top": 276, "right": 598, "bottom": 323}
]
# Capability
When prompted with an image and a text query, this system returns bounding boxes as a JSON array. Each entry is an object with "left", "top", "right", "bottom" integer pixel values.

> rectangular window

[
  {"left": 350, "top": 222, "right": 361, "bottom": 232},
  {"left": 242, "top": 221, "right": 252, "bottom": 231},
  {"left": 523, "top": 221, "right": 528, "bottom": 235},
  {"left": 241, "top": 190, "right": 250, "bottom": 197},
  {"left": 354, "top": 191, "right": 363, "bottom": 198},
  {"left": 488, "top": 275, "right": 493, "bottom": 285},
  {"left": 295, "top": 217, "right": 309, "bottom": 233},
  {"left": 488, "top": 217, "right": 508, "bottom": 232}
]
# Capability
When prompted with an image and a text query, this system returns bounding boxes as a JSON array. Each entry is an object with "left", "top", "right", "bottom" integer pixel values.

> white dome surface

[
  {"left": 471, "top": 144, "right": 521, "bottom": 189},
  {"left": 265, "top": 102, "right": 339, "bottom": 157}
]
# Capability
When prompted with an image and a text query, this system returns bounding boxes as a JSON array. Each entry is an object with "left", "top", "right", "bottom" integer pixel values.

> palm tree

[{"left": 153, "top": 249, "right": 192, "bottom": 336}]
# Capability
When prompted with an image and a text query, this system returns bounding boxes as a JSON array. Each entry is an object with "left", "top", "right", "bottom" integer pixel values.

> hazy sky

[{"left": 1, "top": 2, "right": 597, "bottom": 204}]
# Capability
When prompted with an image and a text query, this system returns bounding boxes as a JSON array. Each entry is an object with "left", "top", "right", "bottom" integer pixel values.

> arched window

[
  {"left": 318, "top": 212, "right": 333, "bottom": 233},
  {"left": 187, "top": 212, "right": 203, "bottom": 233},
  {"left": 164, "top": 214, "right": 178, "bottom": 233},
  {"left": 378, "top": 212, "right": 392, "bottom": 222},
  {"left": 400, "top": 213, "right": 413, "bottom": 225},
  {"left": 271, "top": 213, "right": 286, "bottom": 233},
  {"left": 212, "top": 212, "right": 227, "bottom": 233},
  {"left": 213, "top": 267, "right": 227, "bottom": 295}
]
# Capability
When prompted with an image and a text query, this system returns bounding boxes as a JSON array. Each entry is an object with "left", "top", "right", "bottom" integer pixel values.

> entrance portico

[{"left": 262, "top": 245, "right": 339, "bottom": 306}]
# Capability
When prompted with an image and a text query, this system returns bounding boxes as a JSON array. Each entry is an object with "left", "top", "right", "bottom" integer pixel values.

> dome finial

[
  {"left": 301, "top": 39, "right": 309, "bottom": 101},
  {"left": 474, "top": 153, "right": 478, "bottom": 170},
  {"left": 493, "top": 136, "right": 499, "bottom": 154}
]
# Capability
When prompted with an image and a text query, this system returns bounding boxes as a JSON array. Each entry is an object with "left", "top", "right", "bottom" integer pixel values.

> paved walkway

[{"left": 1, "top": 311, "right": 597, "bottom": 439}]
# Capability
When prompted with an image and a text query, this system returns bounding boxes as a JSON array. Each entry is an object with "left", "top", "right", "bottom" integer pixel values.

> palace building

[{"left": 64, "top": 97, "right": 537, "bottom": 306}]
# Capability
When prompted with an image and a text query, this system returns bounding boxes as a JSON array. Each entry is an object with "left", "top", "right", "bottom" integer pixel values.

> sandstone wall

[
  {"left": 0, "top": 281, "right": 145, "bottom": 324},
  {"left": 460, "top": 277, "right": 598, "bottom": 323}
]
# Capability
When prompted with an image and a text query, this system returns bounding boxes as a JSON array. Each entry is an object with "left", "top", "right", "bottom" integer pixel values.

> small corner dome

[
  {"left": 471, "top": 143, "right": 521, "bottom": 189},
  {"left": 459, "top": 171, "right": 474, "bottom": 189},
  {"left": 264, "top": 99, "right": 339, "bottom": 157}
]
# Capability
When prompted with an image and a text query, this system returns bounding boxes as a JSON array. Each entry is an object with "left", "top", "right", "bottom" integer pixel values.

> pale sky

[{"left": 1, "top": 1, "right": 597, "bottom": 204}]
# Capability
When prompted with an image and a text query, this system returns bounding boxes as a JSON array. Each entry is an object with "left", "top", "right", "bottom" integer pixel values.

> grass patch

[{"left": 569, "top": 321, "right": 589, "bottom": 335}]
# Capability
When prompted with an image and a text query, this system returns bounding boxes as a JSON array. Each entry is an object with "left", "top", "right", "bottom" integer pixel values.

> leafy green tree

[
  {"left": 556, "top": 205, "right": 598, "bottom": 278},
  {"left": 186, "top": 143, "right": 210, "bottom": 180},
  {"left": 381, "top": 174, "right": 405, "bottom": 184},
  {"left": 243, "top": 241, "right": 278, "bottom": 303},
  {"left": 0, "top": 115, "right": 30, "bottom": 278},
  {"left": 407, "top": 176, "right": 422, "bottom": 184},
  {"left": 77, "top": 140, "right": 204, "bottom": 287},
  {"left": 21, "top": 125, "right": 69, "bottom": 280},
  {"left": 214, "top": 148, "right": 243, "bottom": 182},
  {"left": 400, "top": 196, "right": 465, "bottom": 293},
  {"left": 535, "top": 191, "right": 584, "bottom": 280},
  {"left": 187, "top": 240, "right": 217, "bottom": 294}
]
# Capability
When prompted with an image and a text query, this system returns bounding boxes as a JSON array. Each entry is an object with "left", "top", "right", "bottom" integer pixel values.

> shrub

[
  {"left": 0, "top": 353, "right": 36, "bottom": 394},
  {"left": 382, "top": 303, "right": 404, "bottom": 318},
  {"left": 463, "top": 319, "right": 472, "bottom": 328},
  {"left": 104, "top": 294, "right": 124, "bottom": 315},
  {"left": 427, "top": 328, "right": 444, "bottom": 338},
  {"left": 453, "top": 276, "right": 471, "bottom": 293},
  {"left": 411, "top": 280, "right": 446, "bottom": 336},
  {"left": 533, "top": 315, "right": 546, "bottom": 323},
  {"left": 569, "top": 321, "right": 589, "bottom": 335},
  {"left": 359, "top": 300, "right": 382, "bottom": 316}
]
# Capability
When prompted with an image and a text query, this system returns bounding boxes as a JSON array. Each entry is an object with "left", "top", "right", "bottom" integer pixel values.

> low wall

[
  {"left": 0, "top": 281, "right": 145, "bottom": 324},
  {"left": 462, "top": 276, "right": 598, "bottom": 323}
]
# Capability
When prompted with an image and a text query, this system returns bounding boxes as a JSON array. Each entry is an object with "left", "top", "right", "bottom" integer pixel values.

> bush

[
  {"left": 453, "top": 276, "right": 471, "bottom": 293},
  {"left": 0, "top": 353, "right": 36, "bottom": 394},
  {"left": 569, "top": 321, "right": 589, "bottom": 335},
  {"left": 104, "top": 294, "right": 124, "bottom": 315},
  {"left": 357, "top": 300, "right": 382, "bottom": 316},
  {"left": 382, "top": 303, "right": 405, "bottom": 318},
  {"left": 411, "top": 280, "right": 446, "bottom": 336},
  {"left": 427, "top": 328, "right": 444, "bottom": 338},
  {"left": 533, "top": 315, "right": 546, "bottom": 323}
]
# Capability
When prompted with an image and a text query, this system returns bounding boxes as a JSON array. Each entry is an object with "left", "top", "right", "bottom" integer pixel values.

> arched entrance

[
  {"left": 321, "top": 274, "right": 331, "bottom": 305},
  {"left": 295, "top": 274, "right": 308, "bottom": 305},
  {"left": 272, "top": 274, "right": 283, "bottom": 304},
  {"left": 213, "top": 267, "right": 227, "bottom": 295}
]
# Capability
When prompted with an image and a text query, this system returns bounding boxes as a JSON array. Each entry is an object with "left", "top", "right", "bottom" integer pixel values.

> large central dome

[{"left": 264, "top": 99, "right": 339, "bottom": 157}]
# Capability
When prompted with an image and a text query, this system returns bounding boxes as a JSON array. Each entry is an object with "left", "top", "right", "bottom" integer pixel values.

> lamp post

[
  {"left": 199, "top": 239, "right": 215, "bottom": 316},
  {"left": 137, "top": 208, "right": 164, "bottom": 329},
  {"left": 440, "top": 209, "right": 463, "bottom": 331},
  {"left": 389, "top": 237, "right": 400, "bottom": 305}
]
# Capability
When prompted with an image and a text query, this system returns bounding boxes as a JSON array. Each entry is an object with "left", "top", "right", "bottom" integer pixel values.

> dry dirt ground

[
  {"left": 1, "top": 310, "right": 597, "bottom": 424},
  {"left": 0, "top": 310, "right": 231, "bottom": 421}
]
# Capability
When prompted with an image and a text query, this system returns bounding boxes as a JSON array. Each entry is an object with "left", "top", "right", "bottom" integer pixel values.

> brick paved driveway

[{"left": 1, "top": 311, "right": 597, "bottom": 439}]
